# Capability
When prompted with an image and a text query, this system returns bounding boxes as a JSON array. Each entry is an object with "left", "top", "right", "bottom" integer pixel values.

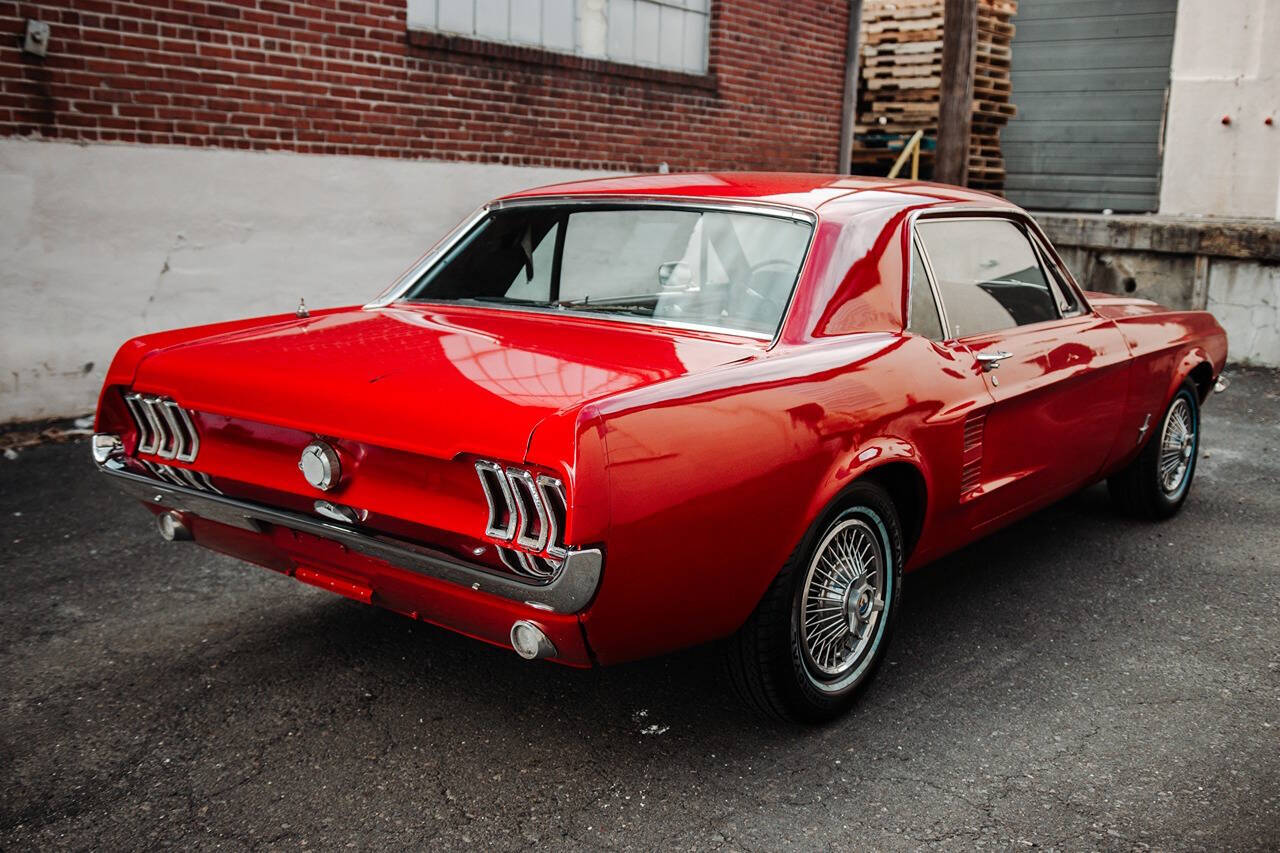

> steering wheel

[{"left": 740, "top": 259, "right": 796, "bottom": 316}]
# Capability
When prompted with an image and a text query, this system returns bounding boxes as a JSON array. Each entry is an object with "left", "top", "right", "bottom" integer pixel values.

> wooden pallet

[{"left": 852, "top": 0, "right": 1018, "bottom": 192}]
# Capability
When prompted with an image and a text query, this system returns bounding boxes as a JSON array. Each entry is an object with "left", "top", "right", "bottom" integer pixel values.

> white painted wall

[
  {"left": 1159, "top": 0, "right": 1280, "bottom": 218},
  {"left": 0, "top": 140, "right": 603, "bottom": 423}
]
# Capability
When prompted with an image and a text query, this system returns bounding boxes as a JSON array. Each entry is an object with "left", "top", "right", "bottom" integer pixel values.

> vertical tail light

[
  {"left": 505, "top": 468, "right": 548, "bottom": 552},
  {"left": 123, "top": 393, "right": 200, "bottom": 463},
  {"left": 475, "top": 460, "right": 570, "bottom": 579},
  {"left": 536, "top": 475, "right": 568, "bottom": 559},
  {"left": 474, "top": 461, "right": 517, "bottom": 540}
]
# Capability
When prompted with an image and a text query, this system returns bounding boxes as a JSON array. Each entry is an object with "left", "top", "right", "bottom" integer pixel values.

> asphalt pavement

[{"left": 2, "top": 368, "right": 1277, "bottom": 851}]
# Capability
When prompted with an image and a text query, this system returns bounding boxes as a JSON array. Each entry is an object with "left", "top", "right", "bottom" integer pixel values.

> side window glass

[
  {"left": 916, "top": 219, "right": 1061, "bottom": 337},
  {"left": 1035, "top": 241, "right": 1081, "bottom": 316},
  {"left": 907, "top": 241, "right": 944, "bottom": 341}
]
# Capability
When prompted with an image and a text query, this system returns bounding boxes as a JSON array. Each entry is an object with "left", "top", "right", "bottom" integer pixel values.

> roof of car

[{"left": 499, "top": 172, "right": 1011, "bottom": 214}]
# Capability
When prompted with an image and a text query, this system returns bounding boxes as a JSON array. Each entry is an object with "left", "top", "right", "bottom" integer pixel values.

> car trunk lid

[{"left": 129, "top": 302, "right": 761, "bottom": 461}]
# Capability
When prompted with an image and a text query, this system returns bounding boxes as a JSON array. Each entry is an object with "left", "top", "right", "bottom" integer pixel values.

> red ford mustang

[{"left": 93, "top": 174, "right": 1228, "bottom": 721}]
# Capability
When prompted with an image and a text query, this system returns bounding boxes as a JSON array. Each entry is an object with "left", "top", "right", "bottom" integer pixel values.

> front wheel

[
  {"left": 1108, "top": 381, "right": 1201, "bottom": 520},
  {"left": 726, "top": 481, "right": 903, "bottom": 723}
]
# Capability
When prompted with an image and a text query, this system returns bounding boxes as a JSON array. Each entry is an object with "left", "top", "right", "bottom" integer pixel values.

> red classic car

[{"left": 93, "top": 174, "right": 1228, "bottom": 721}]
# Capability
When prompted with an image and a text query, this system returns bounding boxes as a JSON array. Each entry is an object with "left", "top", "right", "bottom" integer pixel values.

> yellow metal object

[{"left": 887, "top": 129, "right": 925, "bottom": 180}]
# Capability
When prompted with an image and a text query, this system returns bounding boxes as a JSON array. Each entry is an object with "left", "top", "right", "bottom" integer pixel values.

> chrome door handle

[{"left": 975, "top": 350, "right": 1013, "bottom": 372}]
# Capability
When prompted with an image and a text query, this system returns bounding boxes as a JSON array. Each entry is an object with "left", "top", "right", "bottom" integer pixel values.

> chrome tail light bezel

[
  {"left": 475, "top": 460, "right": 517, "bottom": 540},
  {"left": 505, "top": 467, "right": 548, "bottom": 552},
  {"left": 475, "top": 459, "right": 571, "bottom": 579},
  {"left": 123, "top": 392, "right": 200, "bottom": 463},
  {"left": 535, "top": 475, "right": 568, "bottom": 559}
]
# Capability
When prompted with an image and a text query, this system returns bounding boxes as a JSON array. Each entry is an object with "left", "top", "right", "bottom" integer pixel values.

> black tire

[
  {"left": 1108, "top": 381, "right": 1201, "bottom": 520},
  {"left": 726, "top": 480, "right": 904, "bottom": 723}
]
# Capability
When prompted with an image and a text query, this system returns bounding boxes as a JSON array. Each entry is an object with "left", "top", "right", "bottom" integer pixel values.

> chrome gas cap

[{"left": 299, "top": 441, "right": 341, "bottom": 491}]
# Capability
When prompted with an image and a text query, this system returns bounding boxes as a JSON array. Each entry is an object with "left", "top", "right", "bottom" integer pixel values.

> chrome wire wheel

[
  {"left": 799, "top": 517, "right": 886, "bottom": 680},
  {"left": 1158, "top": 396, "right": 1196, "bottom": 496}
]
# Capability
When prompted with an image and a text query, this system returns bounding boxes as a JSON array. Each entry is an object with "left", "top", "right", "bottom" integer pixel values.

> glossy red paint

[{"left": 95, "top": 174, "right": 1228, "bottom": 667}]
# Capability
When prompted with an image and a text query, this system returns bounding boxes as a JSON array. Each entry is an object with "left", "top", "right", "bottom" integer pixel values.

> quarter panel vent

[{"left": 960, "top": 411, "right": 986, "bottom": 497}]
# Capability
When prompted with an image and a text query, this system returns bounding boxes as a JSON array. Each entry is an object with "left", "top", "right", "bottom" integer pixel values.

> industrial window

[{"left": 406, "top": 0, "right": 710, "bottom": 74}]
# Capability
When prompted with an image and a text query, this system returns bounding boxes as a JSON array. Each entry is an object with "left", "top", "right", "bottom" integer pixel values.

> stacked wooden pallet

[{"left": 852, "top": 0, "right": 1017, "bottom": 192}]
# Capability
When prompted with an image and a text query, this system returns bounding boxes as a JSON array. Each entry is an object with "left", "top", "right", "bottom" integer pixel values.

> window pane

[
  {"left": 916, "top": 219, "right": 1059, "bottom": 337},
  {"left": 658, "top": 6, "right": 684, "bottom": 70},
  {"left": 1037, "top": 242, "right": 1081, "bottom": 315},
  {"left": 407, "top": 0, "right": 707, "bottom": 75},
  {"left": 634, "top": 1, "right": 661, "bottom": 65},
  {"left": 682, "top": 9, "right": 706, "bottom": 72},
  {"left": 908, "top": 242, "right": 944, "bottom": 341},
  {"left": 405, "top": 207, "right": 813, "bottom": 337}
]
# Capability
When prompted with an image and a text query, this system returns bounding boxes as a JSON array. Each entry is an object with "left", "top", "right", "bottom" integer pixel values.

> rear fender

[{"left": 800, "top": 436, "right": 929, "bottom": 562}]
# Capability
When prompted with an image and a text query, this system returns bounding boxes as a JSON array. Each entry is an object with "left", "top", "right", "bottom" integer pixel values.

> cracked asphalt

[{"left": 2, "top": 368, "right": 1278, "bottom": 851}]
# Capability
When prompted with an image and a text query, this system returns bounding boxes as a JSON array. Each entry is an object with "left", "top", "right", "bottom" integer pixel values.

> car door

[{"left": 914, "top": 214, "right": 1130, "bottom": 529}]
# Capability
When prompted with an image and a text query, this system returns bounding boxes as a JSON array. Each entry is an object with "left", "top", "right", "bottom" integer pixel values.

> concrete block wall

[
  {"left": 0, "top": 139, "right": 601, "bottom": 422},
  {"left": 1036, "top": 212, "right": 1280, "bottom": 368}
]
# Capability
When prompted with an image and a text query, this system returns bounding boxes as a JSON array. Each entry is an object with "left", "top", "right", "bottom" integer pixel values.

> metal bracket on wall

[{"left": 23, "top": 20, "right": 50, "bottom": 58}]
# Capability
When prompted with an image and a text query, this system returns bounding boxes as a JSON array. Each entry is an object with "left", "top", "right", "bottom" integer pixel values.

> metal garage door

[{"left": 1003, "top": 0, "right": 1177, "bottom": 212}]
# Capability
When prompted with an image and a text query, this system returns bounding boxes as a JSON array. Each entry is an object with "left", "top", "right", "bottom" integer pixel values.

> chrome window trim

[
  {"left": 488, "top": 196, "right": 817, "bottom": 222},
  {"left": 908, "top": 231, "right": 950, "bottom": 342},
  {"left": 1025, "top": 228, "right": 1086, "bottom": 319},
  {"left": 908, "top": 207, "right": 1095, "bottom": 344},
  {"left": 97, "top": 463, "right": 604, "bottom": 614},
  {"left": 363, "top": 196, "right": 818, "bottom": 345},
  {"left": 366, "top": 202, "right": 492, "bottom": 307},
  {"left": 407, "top": 299, "right": 777, "bottom": 341}
]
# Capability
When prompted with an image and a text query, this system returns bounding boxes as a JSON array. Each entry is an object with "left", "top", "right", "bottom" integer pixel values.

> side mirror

[{"left": 658, "top": 261, "right": 694, "bottom": 290}]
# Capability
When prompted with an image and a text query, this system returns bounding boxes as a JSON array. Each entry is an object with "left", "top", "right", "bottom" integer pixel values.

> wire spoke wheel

[
  {"left": 1158, "top": 397, "right": 1196, "bottom": 496},
  {"left": 799, "top": 517, "right": 886, "bottom": 679}
]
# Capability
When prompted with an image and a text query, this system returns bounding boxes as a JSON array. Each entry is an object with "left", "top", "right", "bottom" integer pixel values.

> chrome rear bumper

[{"left": 97, "top": 462, "right": 603, "bottom": 614}]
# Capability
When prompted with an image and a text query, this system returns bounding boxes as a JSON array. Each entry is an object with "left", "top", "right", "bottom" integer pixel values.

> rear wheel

[
  {"left": 726, "top": 481, "right": 903, "bottom": 723},
  {"left": 1108, "top": 381, "right": 1201, "bottom": 520}
]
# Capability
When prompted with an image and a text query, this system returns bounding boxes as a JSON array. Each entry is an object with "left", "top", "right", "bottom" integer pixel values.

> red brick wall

[{"left": 0, "top": 1, "right": 849, "bottom": 172}]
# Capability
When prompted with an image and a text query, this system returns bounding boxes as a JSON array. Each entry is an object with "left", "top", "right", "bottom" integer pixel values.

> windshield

[{"left": 401, "top": 205, "right": 814, "bottom": 337}]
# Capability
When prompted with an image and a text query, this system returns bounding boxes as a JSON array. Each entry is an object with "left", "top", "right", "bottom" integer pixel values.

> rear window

[{"left": 403, "top": 205, "right": 813, "bottom": 337}]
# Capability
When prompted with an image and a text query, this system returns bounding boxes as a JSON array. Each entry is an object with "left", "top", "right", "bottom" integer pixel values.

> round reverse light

[
  {"left": 298, "top": 440, "right": 341, "bottom": 492},
  {"left": 510, "top": 620, "right": 556, "bottom": 660},
  {"left": 156, "top": 510, "right": 192, "bottom": 542}
]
